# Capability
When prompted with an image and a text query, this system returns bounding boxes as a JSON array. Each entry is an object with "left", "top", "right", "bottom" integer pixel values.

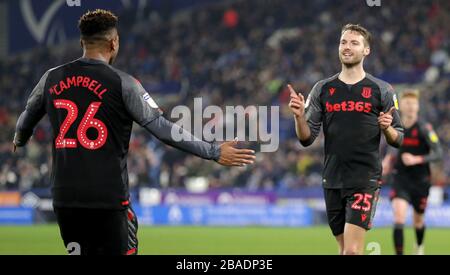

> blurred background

[{"left": 0, "top": 0, "right": 449, "bottom": 254}]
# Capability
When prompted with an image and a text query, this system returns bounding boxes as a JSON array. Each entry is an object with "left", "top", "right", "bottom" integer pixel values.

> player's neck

[
  {"left": 339, "top": 64, "right": 366, "bottom": 85},
  {"left": 82, "top": 50, "right": 110, "bottom": 64},
  {"left": 402, "top": 115, "right": 418, "bottom": 128}
]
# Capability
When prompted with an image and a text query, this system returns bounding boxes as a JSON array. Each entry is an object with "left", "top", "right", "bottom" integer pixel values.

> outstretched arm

[
  {"left": 13, "top": 71, "right": 49, "bottom": 151},
  {"left": 144, "top": 116, "right": 255, "bottom": 166},
  {"left": 119, "top": 72, "right": 255, "bottom": 167}
]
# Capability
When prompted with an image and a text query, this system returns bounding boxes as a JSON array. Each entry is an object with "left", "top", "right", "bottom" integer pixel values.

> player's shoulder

[
  {"left": 318, "top": 73, "right": 339, "bottom": 86},
  {"left": 417, "top": 120, "right": 440, "bottom": 143},
  {"left": 106, "top": 65, "right": 129, "bottom": 79},
  {"left": 41, "top": 60, "right": 76, "bottom": 81},
  {"left": 47, "top": 58, "right": 85, "bottom": 73},
  {"left": 44, "top": 59, "right": 104, "bottom": 81},
  {"left": 107, "top": 65, "right": 140, "bottom": 88},
  {"left": 417, "top": 119, "right": 434, "bottom": 133},
  {"left": 33, "top": 61, "right": 75, "bottom": 87},
  {"left": 366, "top": 73, "right": 394, "bottom": 93},
  {"left": 311, "top": 73, "right": 339, "bottom": 94}
]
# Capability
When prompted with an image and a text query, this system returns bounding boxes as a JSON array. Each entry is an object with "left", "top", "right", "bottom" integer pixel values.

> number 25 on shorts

[{"left": 351, "top": 193, "right": 373, "bottom": 212}]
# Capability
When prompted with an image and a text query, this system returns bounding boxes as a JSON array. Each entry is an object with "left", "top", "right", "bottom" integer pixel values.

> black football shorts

[
  {"left": 54, "top": 206, "right": 138, "bottom": 255},
  {"left": 390, "top": 175, "right": 430, "bottom": 214},
  {"left": 324, "top": 185, "right": 380, "bottom": 236}
]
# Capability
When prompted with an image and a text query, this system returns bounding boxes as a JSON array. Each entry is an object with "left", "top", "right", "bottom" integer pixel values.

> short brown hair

[
  {"left": 78, "top": 9, "right": 118, "bottom": 41},
  {"left": 341, "top": 24, "right": 372, "bottom": 47}
]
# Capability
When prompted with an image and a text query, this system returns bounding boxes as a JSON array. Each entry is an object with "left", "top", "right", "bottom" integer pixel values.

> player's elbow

[
  {"left": 14, "top": 111, "right": 34, "bottom": 146},
  {"left": 299, "top": 137, "right": 314, "bottom": 147},
  {"left": 13, "top": 131, "right": 32, "bottom": 147},
  {"left": 387, "top": 139, "right": 401, "bottom": 148}
]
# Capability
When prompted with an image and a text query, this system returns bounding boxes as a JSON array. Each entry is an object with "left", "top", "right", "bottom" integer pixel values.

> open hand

[{"left": 217, "top": 138, "right": 256, "bottom": 167}]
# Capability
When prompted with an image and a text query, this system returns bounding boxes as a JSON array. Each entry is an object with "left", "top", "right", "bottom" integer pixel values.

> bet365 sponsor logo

[{"left": 325, "top": 101, "right": 372, "bottom": 113}]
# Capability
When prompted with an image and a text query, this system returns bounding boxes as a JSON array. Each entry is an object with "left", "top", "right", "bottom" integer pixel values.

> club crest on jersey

[
  {"left": 143, "top": 92, "right": 159, "bottom": 109},
  {"left": 361, "top": 87, "right": 372, "bottom": 98},
  {"left": 329, "top": 87, "right": 336, "bottom": 96}
]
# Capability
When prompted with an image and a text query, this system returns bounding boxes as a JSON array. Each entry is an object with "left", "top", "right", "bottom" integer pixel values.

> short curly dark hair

[{"left": 78, "top": 9, "right": 118, "bottom": 40}]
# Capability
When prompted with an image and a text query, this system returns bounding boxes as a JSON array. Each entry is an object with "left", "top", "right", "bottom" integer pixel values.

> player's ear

[
  {"left": 109, "top": 38, "right": 115, "bottom": 52},
  {"left": 364, "top": 46, "right": 370, "bottom": 56},
  {"left": 111, "top": 36, "right": 119, "bottom": 52},
  {"left": 80, "top": 39, "right": 84, "bottom": 49}
]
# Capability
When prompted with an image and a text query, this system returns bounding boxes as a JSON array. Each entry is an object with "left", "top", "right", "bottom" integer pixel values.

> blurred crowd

[{"left": 1, "top": 0, "right": 449, "bottom": 192}]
